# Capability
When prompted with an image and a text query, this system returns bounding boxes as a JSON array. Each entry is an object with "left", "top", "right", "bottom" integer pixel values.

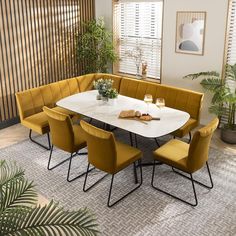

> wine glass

[
  {"left": 144, "top": 94, "right": 153, "bottom": 114},
  {"left": 156, "top": 98, "right": 165, "bottom": 118},
  {"left": 155, "top": 98, "right": 165, "bottom": 109}
]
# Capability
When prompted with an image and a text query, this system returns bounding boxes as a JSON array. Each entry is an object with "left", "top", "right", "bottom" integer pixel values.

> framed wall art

[{"left": 175, "top": 11, "right": 206, "bottom": 55}]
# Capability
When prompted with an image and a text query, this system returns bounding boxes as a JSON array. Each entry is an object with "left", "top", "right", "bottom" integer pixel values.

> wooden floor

[{"left": 0, "top": 123, "right": 235, "bottom": 154}]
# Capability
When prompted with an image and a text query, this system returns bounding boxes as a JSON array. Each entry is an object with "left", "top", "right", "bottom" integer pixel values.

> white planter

[{"left": 108, "top": 98, "right": 117, "bottom": 105}]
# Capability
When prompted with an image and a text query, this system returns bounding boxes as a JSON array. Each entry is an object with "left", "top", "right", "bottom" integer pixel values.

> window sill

[{"left": 114, "top": 72, "right": 161, "bottom": 84}]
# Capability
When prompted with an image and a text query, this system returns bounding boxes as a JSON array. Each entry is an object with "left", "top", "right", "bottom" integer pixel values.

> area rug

[{"left": 0, "top": 126, "right": 236, "bottom": 236}]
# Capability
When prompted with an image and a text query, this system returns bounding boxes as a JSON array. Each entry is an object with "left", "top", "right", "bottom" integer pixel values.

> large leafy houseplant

[
  {"left": 184, "top": 64, "right": 236, "bottom": 144},
  {"left": 0, "top": 160, "right": 99, "bottom": 235},
  {"left": 77, "top": 18, "right": 117, "bottom": 74}
]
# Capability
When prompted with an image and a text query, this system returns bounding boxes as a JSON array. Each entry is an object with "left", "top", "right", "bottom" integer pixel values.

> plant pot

[
  {"left": 107, "top": 98, "right": 117, "bottom": 105},
  {"left": 96, "top": 94, "right": 102, "bottom": 100},
  {"left": 101, "top": 96, "right": 109, "bottom": 102},
  {"left": 220, "top": 125, "right": 236, "bottom": 144}
]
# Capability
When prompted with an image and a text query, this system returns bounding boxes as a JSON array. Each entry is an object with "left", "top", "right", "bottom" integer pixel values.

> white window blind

[
  {"left": 113, "top": 0, "right": 163, "bottom": 80},
  {"left": 226, "top": 0, "right": 236, "bottom": 92},
  {"left": 222, "top": 0, "right": 236, "bottom": 125},
  {"left": 227, "top": 0, "right": 236, "bottom": 64}
]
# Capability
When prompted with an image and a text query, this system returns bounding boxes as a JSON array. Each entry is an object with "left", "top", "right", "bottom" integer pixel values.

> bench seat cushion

[
  {"left": 172, "top": 118, "right": 198, "bottom": 138},
  {"left": 22, "top": 112, "right": 49, "bottom": 135}
]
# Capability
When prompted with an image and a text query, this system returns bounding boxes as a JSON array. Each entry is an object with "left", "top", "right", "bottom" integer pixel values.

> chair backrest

[
  {"left": 80, "top": 120, "right": 117, "bottom": 174},
  {"left": 43, "top": 106, "right": 74, "bottom": 153},
  {"left": 187, "top": 118, "right": 219, "bottom": 172}
]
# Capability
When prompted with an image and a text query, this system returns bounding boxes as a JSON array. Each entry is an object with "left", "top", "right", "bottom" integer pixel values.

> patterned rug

[{"left": 0, "top": 125, "right": 236, "bottom": 236}]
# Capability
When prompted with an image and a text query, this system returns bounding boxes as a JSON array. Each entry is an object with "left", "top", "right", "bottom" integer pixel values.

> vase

[
  {"left": 135, "top": 63, "right": 142, "bottom": 79},
  {"left": 101, "top": 96, "right": 109, "bottom": 102},
  {"left": 96, "top": 94, "right": 102, "bottom": 100},
  {"left": 107, "top": 98, "right": 117, "bottom": 105}
]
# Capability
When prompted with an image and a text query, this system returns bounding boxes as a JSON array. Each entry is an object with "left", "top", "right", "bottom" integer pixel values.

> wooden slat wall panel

[{"left": 0, "top": 0, "right": 94, "bottom": 126}]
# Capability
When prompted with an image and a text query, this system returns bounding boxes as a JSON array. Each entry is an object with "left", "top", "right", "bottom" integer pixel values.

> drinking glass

[
  {"left": 144, "top": 94, "right": 153, "bottom": 114},
  {"left": 156, "top": 98, "right": 165, "bottom": 118},
  {"left": 155, "top": 98, "right": 165, "bottom": 109}
]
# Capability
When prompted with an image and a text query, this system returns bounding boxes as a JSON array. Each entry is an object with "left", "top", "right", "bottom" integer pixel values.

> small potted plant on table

[{"left": 93, "top": 79, "right": 118, "bottom": 103}]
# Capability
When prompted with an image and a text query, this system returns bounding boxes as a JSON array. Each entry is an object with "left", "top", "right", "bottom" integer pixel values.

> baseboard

[{"left": 0, "top": 117, "right": 20, "bottom": 129}]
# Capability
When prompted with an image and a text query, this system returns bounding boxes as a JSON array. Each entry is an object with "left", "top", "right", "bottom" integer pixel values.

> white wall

[
  {"left": 95, "top": 0, "right": 229, "bottom": 124},
  {"left": 95, "top": 0, "right": 113, "bottom": 31}
]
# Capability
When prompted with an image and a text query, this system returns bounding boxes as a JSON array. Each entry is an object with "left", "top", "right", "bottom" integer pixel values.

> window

[
  {"left": 225, "top": 0, "right": 236, "bottom": 92},
  {"left": 222, "top": 0, "right": 236, "bottom": 125},
  {"left": 226, "top": 0, "right": 236, "bottom": 65},
  {"left": 113, "top": 0, "right": 163, "bottom": 80}
]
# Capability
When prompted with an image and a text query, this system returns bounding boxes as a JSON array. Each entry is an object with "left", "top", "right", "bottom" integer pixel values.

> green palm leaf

[
  {"left": 0, "top": 179, "right": 37, "bottom": 211},
  {"left": 225, "top": 64, "right": 236, "bottom": 81},
  {"left": 183, "top": 71, "right": 219, "bottom": 80},
  {"left": 209, "top": 104, "right": 227, "bottom": 116},
  {"left": 0, "top": 160, "right": 99, "bottom": 235},
  {"left": 0, "top": 201, "right": 99, "bottom": 236},
  {"left": 0, "top": 160, "right": 24, "bottom": 187},
  {"left": 200, "top": 78, "right": 222, "bottom": 92}
]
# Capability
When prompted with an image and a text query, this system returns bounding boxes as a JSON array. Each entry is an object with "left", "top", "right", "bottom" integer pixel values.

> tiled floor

[{"left": 0, "top": 123, "right": 235, "bottom": 154}]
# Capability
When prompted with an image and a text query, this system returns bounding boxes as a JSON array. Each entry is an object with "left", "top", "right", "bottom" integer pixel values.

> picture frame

[{"left": 175, "top": 11, "right": 206, "bottom": 55}]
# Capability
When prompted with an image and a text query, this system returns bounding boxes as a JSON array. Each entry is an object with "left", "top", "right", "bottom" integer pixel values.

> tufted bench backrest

[
  {"left": 16, "top": 78, "right": 80, "bottom": 121},
  {"left": 119, "top": 77, "right": 203, "bottom": 121},
  {"left": 77, "top": 73, "right": 122, "bottom": 92},
  {"left": 16, "top": 73, "right": 203, "bottom": 127}
]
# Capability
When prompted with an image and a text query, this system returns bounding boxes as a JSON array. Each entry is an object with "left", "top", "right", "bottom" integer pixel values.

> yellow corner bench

[{"left": 15, "top": 73, "right": 203, "bottom": 149}]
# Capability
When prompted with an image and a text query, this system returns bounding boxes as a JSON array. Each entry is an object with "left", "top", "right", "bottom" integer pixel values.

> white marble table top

[{"left": 57, "top": 90, "right": 190, "bottom": 138}]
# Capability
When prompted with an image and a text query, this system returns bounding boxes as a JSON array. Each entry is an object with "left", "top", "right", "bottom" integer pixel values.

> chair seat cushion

[
  {"left": 115, "top": 141, "right": 142, "bottom": 173},
  {"left": 172, "top": 118, "right": 198, "bottom": 138},
  {"left": 22, "top": 112, "right": 49, "bottom": 135},
  {"left": 72, "top": 124, "right": 87, "bottom": 152},
  {"left": 153, "top": 139, "right": 189, "bottom": 172}
]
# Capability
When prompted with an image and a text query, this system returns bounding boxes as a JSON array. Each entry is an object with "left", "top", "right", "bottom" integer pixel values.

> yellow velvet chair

[
  {"left": 43, "top": 106, "right": 88, "bottom": 182},
  {"left": 151, "top": 118, "right": 219, "bottom": 206},
  {"left": 80, "top": 120, "right": 143, "bottom": 207}
]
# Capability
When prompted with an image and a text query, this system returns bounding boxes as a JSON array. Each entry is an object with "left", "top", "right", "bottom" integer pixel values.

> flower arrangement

[
  {"left": 93, "top": 78, "right": 118, "bottom": 99},
  {"left": 125, "top": 46, "right": 143, "bottom": 78},
  {"left": 105, "top": 88, "right": 118, "bottom": 99}
]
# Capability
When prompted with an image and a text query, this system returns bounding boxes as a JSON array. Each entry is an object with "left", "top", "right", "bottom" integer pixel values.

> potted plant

[
  {"left": 105, "top": 88, "right": 118, "bottom": 99},
  {"left": 76, "top": 18, "right": 117, "bottom": 74},
  {"left": 0, "top": 160, "right": 99, "bottom": 235},
  {"left": 93, "top": 78, "right": 117, "bottom": 101},
  {"left": 184, "top": 64, "right": 236, "bottom": 144},
  {"left": 105, "top": 88, "right": 118, "bottom": 105}
]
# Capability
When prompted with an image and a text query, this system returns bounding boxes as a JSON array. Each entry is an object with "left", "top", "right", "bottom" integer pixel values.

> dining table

[{"left": 57, "top": 90, "right": 190, "bottom": 139}]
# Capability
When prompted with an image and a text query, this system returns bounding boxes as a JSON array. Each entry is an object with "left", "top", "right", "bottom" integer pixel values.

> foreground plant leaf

[
  {"left": 0, "top": 201, "right": 99, "bottom": 236},
  {"left": 0, "top": 161, "right": 99, "bottom": 236}
]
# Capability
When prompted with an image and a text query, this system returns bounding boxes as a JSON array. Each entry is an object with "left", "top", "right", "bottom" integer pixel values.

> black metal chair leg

[
  {"left": 172, "top": 161, "right": 213, "bottom": 189},
  {"left": 133, "top": 161, "right": 138, "bottom": 184},
  {"left": 67, "top": 152, "right": 94, "bottom": 182},
  {"left": 206, "top": 162, "right": 214, "bottom": 188},
  {"left": 134, "top": 134, "right": 138, "bottom": 148},
  {"left": 47, "top": 145, "right": 72, "bottom": 170},
  {"left": 83, "top": 161, "right": 143, "bottom": 207},
  {"left": 129, "top": 132, "right": 133, "bottom": 146},
  {"left": 151, "top": 160, "right": 198, "bottom": 207},
  {"left": 107, "top": 160, "right": 143, "bottom": 207},
  {"left": 154, "top": 138, "right": 160, "bottom": 147},
  {"left": 188, "top": 132, "right": 192, "bottom": 143},
  {"left": 29, "top": 129, "right": 51, "bottom": 150},
  {"left": 83, "top": 163, "right": 109, "bottom": 192}
]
